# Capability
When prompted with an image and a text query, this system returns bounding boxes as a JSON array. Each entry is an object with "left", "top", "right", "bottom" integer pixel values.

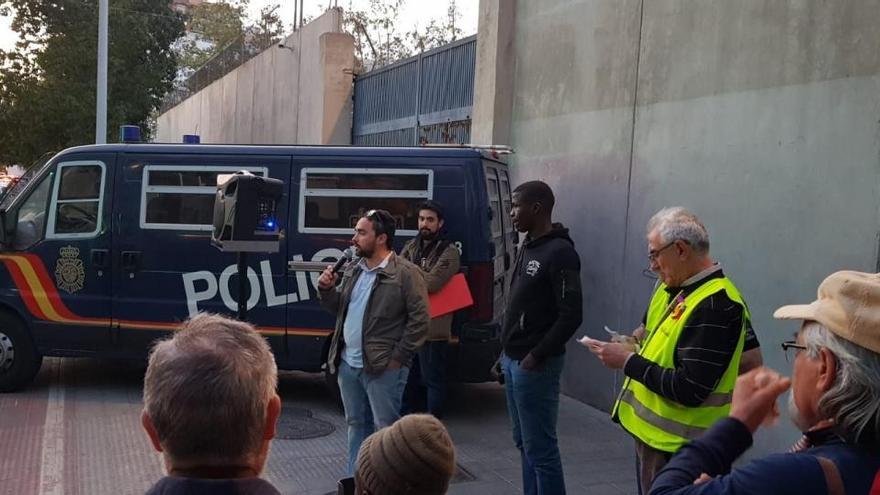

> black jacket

[
  {"left": 502, "top": 224, "right": 583, "bottom": 361},
  {"left": 144, "top": 476, "right": 281, "bottom": 495}
]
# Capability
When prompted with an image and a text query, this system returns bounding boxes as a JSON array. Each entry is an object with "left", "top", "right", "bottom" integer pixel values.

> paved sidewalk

[
  {"left": 266, "top": 370, "right": 637, "bottom": 495},
  {"left": 0, "top": 358, "right": 637, "bottom": 495}
]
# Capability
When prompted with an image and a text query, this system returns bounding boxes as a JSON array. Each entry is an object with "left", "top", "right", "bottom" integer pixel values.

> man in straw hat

[{"left": 648, "top": 271, "right": 880, "bottom": 494}]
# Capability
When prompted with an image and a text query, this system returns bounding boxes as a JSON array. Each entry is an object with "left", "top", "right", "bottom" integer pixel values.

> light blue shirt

[{"left": 342, "top": 254, "right": 391, "bottom": 368}]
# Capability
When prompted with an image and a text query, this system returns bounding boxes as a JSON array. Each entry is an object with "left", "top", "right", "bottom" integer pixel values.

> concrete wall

[
  {"left": 471, "top": 0, "right": 517, "bottom": 145},
  {"left": 156, "top": 8, "right": 355, "bottom": 144},
  {"left": 474, "top": 0, "right": 880, "bottom": 455}
]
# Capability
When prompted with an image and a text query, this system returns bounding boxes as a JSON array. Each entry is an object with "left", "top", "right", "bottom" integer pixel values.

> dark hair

[
  {"left": 513, "top": 180, "right": 555, "bottom": 213},
  {"left": 417, "top": 200, "right": 444, "bottom": 221},
  {"left": 364, "top": 209, "right": 396, "bottom": 249}
]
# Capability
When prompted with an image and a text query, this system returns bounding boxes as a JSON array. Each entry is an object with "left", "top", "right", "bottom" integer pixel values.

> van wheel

[{"left": 0, "top": 315, "right": 42, "bottom": 392}]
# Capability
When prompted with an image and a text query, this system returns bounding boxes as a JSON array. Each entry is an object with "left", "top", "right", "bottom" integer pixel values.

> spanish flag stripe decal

[
  {"left": 23, "top": 253, "right": 80, "bottom": 320},
  {"left": 1, "top": 255, "right": 66, "bottom": 321},
  {"left": 0, "top": 255, "right": 333, "bottom": 337},
  {"left": 113, "top": 321, "right": 329, "bottom": 337},
  {"left": 11, "top": 255, "right": 83, "bottom": 323},
  {"left": 0, "top": 254, "right": 106, "bottom": 325},
  {"left": 0, "top": 256, "right": 50, "bottom": 320}
]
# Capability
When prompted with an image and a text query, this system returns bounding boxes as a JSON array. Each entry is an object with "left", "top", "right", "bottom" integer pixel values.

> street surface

[{"left": 1, "top": 357, "right": 637, "bottom": 495}]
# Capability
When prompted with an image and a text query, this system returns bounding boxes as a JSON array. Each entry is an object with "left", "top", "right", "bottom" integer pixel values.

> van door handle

[
  {"left": 504, "top": 253, "right": 511, "bottom": 271},
  {"left": 121, "top": 251, "right": 142, "bottom": 272},
  {"left": 90, "top": 249, "right": 109, "bottom": 269}
]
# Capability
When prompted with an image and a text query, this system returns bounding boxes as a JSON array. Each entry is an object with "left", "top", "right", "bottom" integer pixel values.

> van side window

[
  {"left": 299, "top": 168, "right": 432, "bottom": 235},
  {"left": 499, "top": 170, "right": 515, "bottom": 236},
  {"left": 140, "top": 166, "right": 267, "bottom": 231},
  {"left": 47, "top": 162, "right": 106, "bottom": 239},
  {"left": 486, "top": 172, "right": 502, "bottom": 236},
  {"left": 13, "top": 175, "right": 52, "bottom": 249}
]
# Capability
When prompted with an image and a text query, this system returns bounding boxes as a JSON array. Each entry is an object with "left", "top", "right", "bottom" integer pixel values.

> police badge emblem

[{"left": 55, "top": 245, "right": 85, "bottom": 294}]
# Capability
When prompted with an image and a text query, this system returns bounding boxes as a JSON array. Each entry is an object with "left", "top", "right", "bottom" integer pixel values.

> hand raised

[{"left": 730, "top": 367, "right": 791, "bottom": 433}]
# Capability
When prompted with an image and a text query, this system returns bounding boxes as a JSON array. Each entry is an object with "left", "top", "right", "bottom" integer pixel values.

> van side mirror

[{"left": 0, "top": 209, "right": 18, "bottom": 246}]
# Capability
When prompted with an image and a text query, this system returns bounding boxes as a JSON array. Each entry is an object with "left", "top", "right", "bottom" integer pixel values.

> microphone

[{"left": 331, "top": 247, "right": 354, "bottom": 274}]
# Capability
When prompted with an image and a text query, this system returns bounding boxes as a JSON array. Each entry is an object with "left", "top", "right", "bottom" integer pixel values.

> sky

[
  {"left": 0, "top": 14, "right": 11, "bottom": 51},
  {"left": 0, "top": 0, "right": 478, "bottom": 52}
]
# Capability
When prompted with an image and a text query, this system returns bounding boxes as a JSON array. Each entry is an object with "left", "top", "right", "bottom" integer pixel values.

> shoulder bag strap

[{"left": 816, "top": 456, "right": 845, "bottom": 495}]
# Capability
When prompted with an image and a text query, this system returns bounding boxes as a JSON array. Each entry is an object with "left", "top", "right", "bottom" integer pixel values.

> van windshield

[{"left": 0, "top": 152, "right": 55, "bottom": 210}]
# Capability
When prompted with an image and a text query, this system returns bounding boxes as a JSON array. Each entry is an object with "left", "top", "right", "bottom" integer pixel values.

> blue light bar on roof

[{"left": 119, "top": 125, "right": 141, "bottom": 143}]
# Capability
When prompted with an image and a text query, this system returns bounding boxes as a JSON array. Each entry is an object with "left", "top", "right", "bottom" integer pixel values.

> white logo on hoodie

[{"left": 526, "top": 260, "right": 541, "bottom": 276}]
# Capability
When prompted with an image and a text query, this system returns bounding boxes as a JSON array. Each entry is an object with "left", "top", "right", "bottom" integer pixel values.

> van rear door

[
  {"left": 496, "top": 168, "right": 516, "bottom": 291},
  {"left": 483, "top": 164, "right": 516, "bottom": 322}
]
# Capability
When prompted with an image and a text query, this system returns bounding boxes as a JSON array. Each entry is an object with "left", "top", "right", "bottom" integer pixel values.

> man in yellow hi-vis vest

[{"left": 583, "top": 207, "right": 758, "bottom": 494}]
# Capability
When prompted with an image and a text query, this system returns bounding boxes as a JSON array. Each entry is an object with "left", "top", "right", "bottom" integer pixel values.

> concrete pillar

[
  {"left": 234, "top": 58, "right": 256, "bottom": 144},
  {"left": 155, "top": 8, "right": 350, "bottom": 145},
  {"left": 319, "top": 32, "right": 355, "bottom": 144},
  {"left": 471, "top": 0, "right": 516, "bottom": 146},
  {"left": 273, "top": 32, "right": 300, "bottom": 145},
  {"left": 218, "top": 72, "right": 238, "bottom": 142}
]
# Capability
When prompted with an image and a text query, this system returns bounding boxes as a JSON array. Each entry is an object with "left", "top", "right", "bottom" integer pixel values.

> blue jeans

[
  {"left": 338, "top": 360, "right": 409, "bottom": 474},
  {"left": 502, "top": 353, "right": 566, "bottom": 495},
  {"left": 402, "top": 341, "right": 449, "bottom": 417},
  {"left": 420, "top": 341, "right": 448, "bottom": 417}
]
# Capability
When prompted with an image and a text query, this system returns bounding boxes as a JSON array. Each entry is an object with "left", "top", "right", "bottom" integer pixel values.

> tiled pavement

[
  {"left": 0, "top": 358, "right": 637, "bottom": 495},
  {"left": 267, "top": 368, "right": 637, "bottom": 494}
]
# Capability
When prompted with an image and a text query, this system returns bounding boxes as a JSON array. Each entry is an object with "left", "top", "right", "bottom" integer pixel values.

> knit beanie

[{"left": 355, "top": 414, "right": 456, "bottom": 495}]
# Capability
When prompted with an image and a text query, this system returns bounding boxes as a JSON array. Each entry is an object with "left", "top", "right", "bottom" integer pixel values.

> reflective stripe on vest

[
  {"left": 612, "top": 276, "right": 749, "bottom": 453},
  {"left": 618, "top": 389, "right": 708, "bottom": 441}
]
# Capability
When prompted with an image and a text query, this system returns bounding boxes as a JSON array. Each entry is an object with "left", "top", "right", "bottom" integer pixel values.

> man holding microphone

[{"left": 317, "top": 209, "right": 429, "bottom": 474}]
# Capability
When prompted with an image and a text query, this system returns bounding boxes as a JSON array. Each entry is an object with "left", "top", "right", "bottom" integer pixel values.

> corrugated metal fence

[{"left": 352, "top": 36, "right": 476, "bottom": 146}]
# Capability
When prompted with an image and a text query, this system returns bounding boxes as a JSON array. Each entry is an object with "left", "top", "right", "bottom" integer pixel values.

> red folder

[{"left": 428, "top": 273, "right": 474, "bottom": 318}]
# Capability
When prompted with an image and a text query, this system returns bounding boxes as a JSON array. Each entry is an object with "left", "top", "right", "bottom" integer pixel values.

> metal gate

[{"left": 352, "top": 36, "right": 476, "bottom": 146}]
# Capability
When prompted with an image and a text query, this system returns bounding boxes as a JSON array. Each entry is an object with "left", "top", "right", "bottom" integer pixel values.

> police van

[{"left": 0, "top": 141, "right": 517, "bottom": 392}]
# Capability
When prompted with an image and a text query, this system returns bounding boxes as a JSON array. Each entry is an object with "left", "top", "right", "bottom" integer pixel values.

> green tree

[
  {"left": 341, "top": 0, "right": 465, "bottom": 74},
  {"left": 250, "top": 3, "right": 284, "bottom": 51},
  {"left": 177, "top": 0, "right": 248, "bottom": 73},
  {"left": 408, "top": 0, "right": 463, "bottom": 53},
  {"left": 0, "top": 0, "right": 185, "bottom": 164},
  {"left": 343, "top": 0, "right": 409, "bottom": 73}
]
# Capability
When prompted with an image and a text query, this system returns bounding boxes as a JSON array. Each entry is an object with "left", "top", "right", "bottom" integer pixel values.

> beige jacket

[{"left": 399, "top": 238, "right": 461, "bottom": 341}]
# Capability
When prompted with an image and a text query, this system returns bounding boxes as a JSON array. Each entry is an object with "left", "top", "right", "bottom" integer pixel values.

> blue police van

[{"left": 0, "top": 143, "right": 517, "bottom": 392}]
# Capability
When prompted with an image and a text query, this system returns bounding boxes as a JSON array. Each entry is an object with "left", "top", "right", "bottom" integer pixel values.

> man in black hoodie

[{"left": 502, "top": 180, "right": 583, "bottom": 495}]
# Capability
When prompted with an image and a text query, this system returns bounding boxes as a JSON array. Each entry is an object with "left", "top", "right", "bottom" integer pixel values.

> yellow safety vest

[{"left": 611, "top": 276, "right": 748, "bottom": 453}]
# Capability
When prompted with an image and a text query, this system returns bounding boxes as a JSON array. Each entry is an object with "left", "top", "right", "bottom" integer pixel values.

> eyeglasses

[
  {"left": 648, "top": 241, "right": 676, "bottom": 262},
  {"left": 781, "top": 340, "right": 808, "bottom": 362}
]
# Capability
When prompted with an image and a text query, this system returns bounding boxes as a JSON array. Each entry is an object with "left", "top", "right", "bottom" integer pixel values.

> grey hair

[
  {"left": 802, "top": 321, "right": 880, "bottom": 448},
  {"left": 143, "top": 313, "right": 278, "bottom": 467},
  {"left": 647, "top": 207, "right": 710, "bottom": 254}
]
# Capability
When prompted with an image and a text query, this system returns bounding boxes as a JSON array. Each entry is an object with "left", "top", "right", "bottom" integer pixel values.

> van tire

[{"left": 0, "top": 313, "right": 42, "bottom": 392}]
